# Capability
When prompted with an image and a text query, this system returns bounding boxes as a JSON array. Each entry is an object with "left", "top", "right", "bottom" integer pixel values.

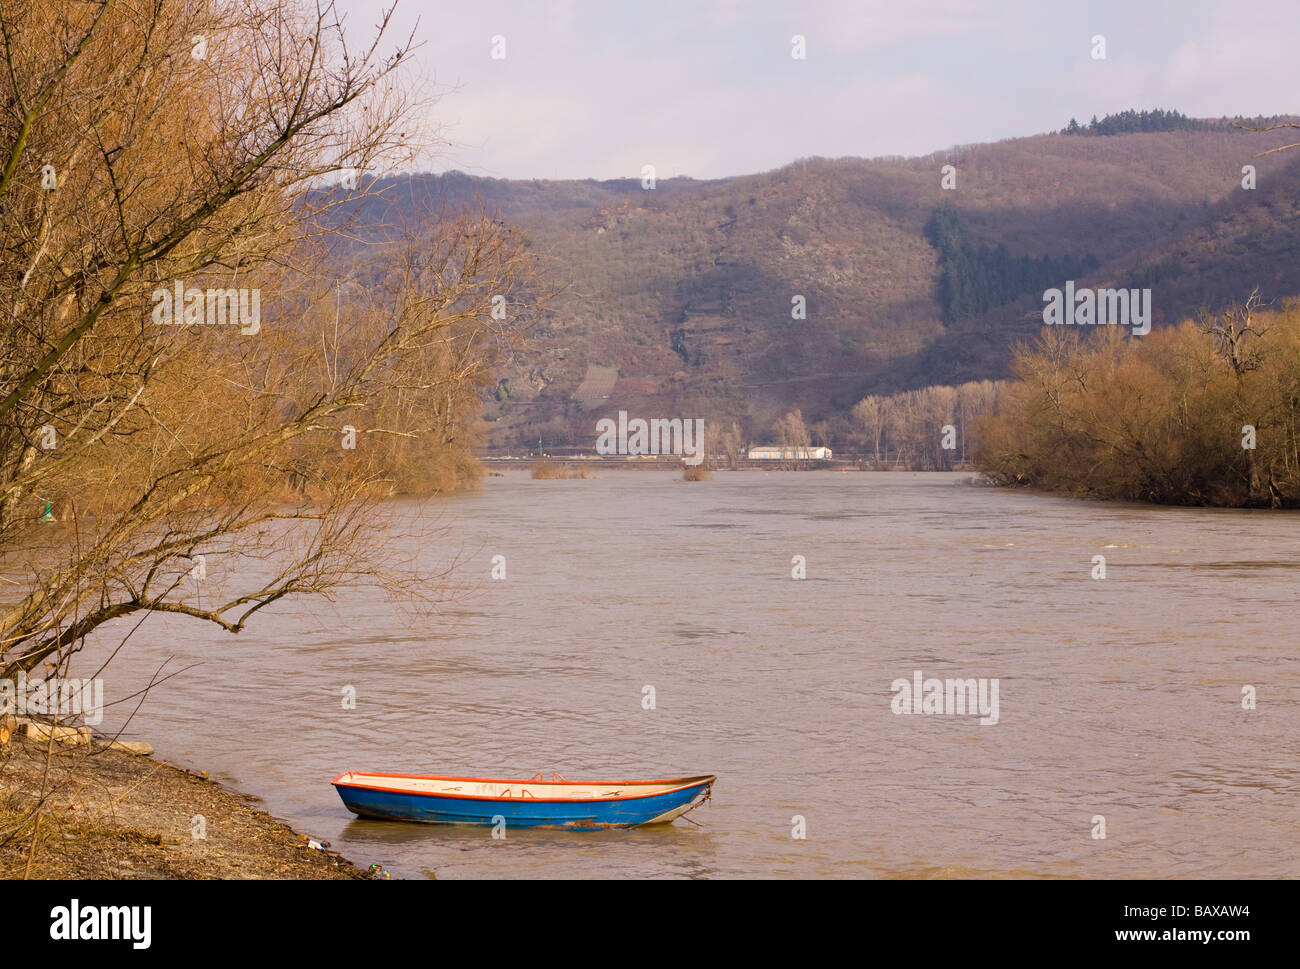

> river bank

[{"left": 0, "top": 730, "right": 372, "bottom": 880}]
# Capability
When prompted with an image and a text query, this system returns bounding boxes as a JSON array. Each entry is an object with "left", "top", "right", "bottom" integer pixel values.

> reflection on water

[{"left": 77, "top": 472, "right": 1300, "bottom": 878}]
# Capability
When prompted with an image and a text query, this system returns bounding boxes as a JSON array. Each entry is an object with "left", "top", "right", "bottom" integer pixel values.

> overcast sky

[{"left": 338, "top": 0, "right": 1300, "bottom": 180}]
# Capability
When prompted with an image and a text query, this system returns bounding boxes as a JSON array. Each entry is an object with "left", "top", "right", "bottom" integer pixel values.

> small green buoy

[{"left": 39, "top": 502, "right": 54, "bottom": 523}]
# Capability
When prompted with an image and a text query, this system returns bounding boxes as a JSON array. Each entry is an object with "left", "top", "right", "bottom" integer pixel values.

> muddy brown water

[{"left": 75, "top": 471, "right": 1300, "bottom": 878}]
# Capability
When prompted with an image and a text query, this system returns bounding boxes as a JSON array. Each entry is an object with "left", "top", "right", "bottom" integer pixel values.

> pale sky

[{"left": 338, "top": 0, "right": 1300, "bottom": 180}]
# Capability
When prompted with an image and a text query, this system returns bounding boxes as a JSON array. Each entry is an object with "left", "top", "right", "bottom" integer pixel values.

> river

[{"left": 78, "top": 471, "right": 1300, "bottom": 878}]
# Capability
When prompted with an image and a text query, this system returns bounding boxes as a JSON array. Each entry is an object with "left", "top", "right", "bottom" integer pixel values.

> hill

[{"left": 336, "top": 118, "right": 1300, "bottom": 449}]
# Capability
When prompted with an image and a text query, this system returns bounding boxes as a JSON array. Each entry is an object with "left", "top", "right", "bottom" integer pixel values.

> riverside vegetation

[
  {"left": 0, "top": 0, "right": 532, "bottom": 877},
  {"left": 975, "top": 294, "right": 1300, "bottom": 507}
]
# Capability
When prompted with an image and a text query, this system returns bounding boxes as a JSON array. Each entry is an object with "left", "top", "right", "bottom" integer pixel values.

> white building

[{"left": 747, "top": 445, "right": 833, "bottom": 460}]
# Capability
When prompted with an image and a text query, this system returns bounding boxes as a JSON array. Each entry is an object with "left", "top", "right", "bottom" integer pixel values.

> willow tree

[
  {"left": 974, "top": 305, "right": 1300, "bottom": 506},
  {"left": 0, "top": 0, "right": 530, "bottom": 681}
]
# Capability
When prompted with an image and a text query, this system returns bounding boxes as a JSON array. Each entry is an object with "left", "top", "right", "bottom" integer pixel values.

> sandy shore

[{"left": 0, "top": 730, "right": 371, "bottom": 880}]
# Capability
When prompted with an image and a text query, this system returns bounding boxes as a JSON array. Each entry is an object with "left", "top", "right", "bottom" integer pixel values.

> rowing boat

[{"left": 331, "top": 770, "right": 715, "bottom": 829}]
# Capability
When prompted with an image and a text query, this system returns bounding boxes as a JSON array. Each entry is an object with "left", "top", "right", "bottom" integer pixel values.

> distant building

[{"left": 747, "top": 445, "right": 833, "bottom": 460}]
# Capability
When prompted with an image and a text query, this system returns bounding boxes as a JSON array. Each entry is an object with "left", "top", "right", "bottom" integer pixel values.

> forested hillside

[{"left": 337, "top": 117, "right": 1300, "bottom": 450}]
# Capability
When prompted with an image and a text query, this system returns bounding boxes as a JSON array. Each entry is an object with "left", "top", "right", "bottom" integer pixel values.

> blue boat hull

[{"left": 335, "top": 779, "right": 713, "bottom": 829}]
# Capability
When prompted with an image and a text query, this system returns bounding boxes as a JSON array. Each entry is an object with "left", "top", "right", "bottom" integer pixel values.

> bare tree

[
  {"left": 0, "top": 2, "right": 536, "bottom": 681},
  {"left": 1197, "top": 287, "right": 1271, "bottom": 378}
]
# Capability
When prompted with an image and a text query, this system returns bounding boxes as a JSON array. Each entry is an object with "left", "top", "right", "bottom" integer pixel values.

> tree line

[
  {"left": 688, "top": 384, "right": 1006, "bottom": 471},
  {"left": 846, "top": 381, "right": 1003, "bottom": 469},
  {"left": 1061, "top": 109, "right": 1207, "bottom": 136},
  {"left": 1060, "top": 109, "right": 1294, "bottom": 137},
  {"left": 975, "top": 293, "right": 1300, "bottom": 506}
]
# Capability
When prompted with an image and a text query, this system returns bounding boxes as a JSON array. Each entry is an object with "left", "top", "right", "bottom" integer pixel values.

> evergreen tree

[
  {"left": 1064, "top": 108, "right": 1207, "bottom": 136},
  {"left": 925, "top": 205, "right": 1099, "bottom": 324}
]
